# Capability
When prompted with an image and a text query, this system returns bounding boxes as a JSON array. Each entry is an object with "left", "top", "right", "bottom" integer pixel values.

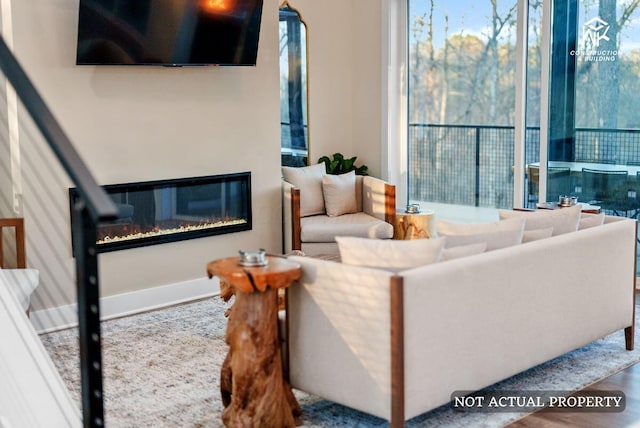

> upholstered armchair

[{"left": 282, "top": 164, "right": 396, "bottom": 256}]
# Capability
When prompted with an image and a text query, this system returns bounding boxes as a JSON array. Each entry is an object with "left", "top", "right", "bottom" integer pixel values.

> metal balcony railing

[{"left": 409, "top": 123, "right": 640, "bottom": 211}]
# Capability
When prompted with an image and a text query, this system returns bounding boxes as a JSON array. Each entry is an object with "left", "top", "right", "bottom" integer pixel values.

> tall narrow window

[{"left": 279, "top": 2, "right": 309, "bottom": 167}]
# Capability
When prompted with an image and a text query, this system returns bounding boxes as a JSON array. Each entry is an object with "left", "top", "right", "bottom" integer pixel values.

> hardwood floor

[{"left": 507, "top": 363, "right": 640, "bottom": 427}]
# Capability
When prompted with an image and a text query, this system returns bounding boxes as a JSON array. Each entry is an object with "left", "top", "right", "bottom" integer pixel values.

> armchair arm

[
  {"left": 0, "top": 218, "right": 26, "bottom": 268},
  {"left": 282, "top": 180, "right": 302, "bottom": 253},
  {"left": 362, "top": 176, "right": 396, "bottom": 225}
]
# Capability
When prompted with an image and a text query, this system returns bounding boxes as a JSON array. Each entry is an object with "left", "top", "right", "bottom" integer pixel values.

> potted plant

[{"left": 318, "top": 153, "right": 369, "bottom": 176}]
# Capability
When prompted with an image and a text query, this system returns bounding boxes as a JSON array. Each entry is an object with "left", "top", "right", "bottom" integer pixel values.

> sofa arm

[
  {"left": 3, "top": 269, "right": 39, "bottom": 313},
  {"left": 362, "top": 176, "right": 396, "bottom": 225},
  {"left": 0, "top": 269, "right": 80, "bottom": 427},
  {"left": 286, "top": 255, "right": 395, "bottom": 420},
  {"left": 282, "top": 180, "right": 302, "bottom": 253},
  {"left": 0, "top": 218, "right": 26, "bottom": 268}
]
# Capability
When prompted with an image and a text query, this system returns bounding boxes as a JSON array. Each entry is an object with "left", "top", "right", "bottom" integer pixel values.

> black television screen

[{"left": 76, "top": 0, "right": 264, "bottom": 66}]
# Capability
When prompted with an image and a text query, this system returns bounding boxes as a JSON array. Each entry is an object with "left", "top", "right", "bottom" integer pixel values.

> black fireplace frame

[{"left": 70, "top": 172, "right": 252, "bottom": 253}]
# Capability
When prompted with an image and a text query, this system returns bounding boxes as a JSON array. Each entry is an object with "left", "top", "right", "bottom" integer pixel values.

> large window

[
  {"left": 407, "top": 0, "right": 640, "bottom": 272},
  {"left": 542, "top": 0, "right": 640, "bottom": 217},
  {"left": 408, "top": 0, "right": 520, "bottom": 209},
  {"left": 408, "top": 0, "right": 640, "bottom": 217}
]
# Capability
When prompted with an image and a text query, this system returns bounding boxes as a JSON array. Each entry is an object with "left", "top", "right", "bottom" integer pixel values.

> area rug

[{"left": 40, "top": 296, "right": 640, "bottom": 427}]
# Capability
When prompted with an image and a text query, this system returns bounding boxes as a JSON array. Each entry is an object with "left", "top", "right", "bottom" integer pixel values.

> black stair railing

[{"left": 0, "top": 36, "right": 117, "bottom": 427}]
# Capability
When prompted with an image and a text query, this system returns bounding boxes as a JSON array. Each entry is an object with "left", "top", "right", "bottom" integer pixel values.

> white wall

[
  {"left": 293, "top": 0, "right": 383, "bottom": 177},
  {"left": 351, "top": 2, "right": 383, "bottom": 178},
  {"left": 5, "top": 0, "right": 383, "bottom": 316}
]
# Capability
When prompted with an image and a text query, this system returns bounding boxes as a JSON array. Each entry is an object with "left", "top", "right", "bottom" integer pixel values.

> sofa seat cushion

[
  {"left": 300, "top": 212, "right": 394, "bottom": 243},
  {"left": 2, "top": 269, "right": 39, "bottom": 311}
]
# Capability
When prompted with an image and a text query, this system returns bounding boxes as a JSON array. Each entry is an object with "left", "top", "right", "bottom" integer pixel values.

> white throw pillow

[
  {"left": 282, "top": 163, "right": 326, "bottom": 217},
  {"left": 322, "top": 171, "right": 358, "bottom": 217},
  {"left": 522, "top": 227, "right": 554, "bottom": 243},
  {"left": 436, "top": 217, "right": 525, "bottom": 251},
  {"left": 498, "top": 204, "right": 581, "bottom": 236},
  {"left": 441, "top": 242, "right": 487, "bottom": 261},
  {"left": 579, "top": 212, "right": 605, "bottom": 230},
  {"left": 336, "top": 236, "right": 446, "bottom": 272}
]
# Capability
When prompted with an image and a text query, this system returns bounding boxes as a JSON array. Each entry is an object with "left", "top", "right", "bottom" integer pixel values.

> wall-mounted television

[{"left": 76, "top": 0, "right": 264, "bottom": 66}]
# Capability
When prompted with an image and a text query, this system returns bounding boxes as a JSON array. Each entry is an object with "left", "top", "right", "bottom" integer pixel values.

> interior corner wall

[
  {"left": 10, "top": 0, "right": 283, "bottom": 311},
  {"left": 292, "top": 0, "right": 383, "bottom": 177},
  {"left": 350, "top": 0, "right": 383, "bottom": 178}
]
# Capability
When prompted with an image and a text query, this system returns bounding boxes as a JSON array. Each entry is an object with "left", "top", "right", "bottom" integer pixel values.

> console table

[{"left": 207, "top": 255, "right": 302, "bottom": 427}]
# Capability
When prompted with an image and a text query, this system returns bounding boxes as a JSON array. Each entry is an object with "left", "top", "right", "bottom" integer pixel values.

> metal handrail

[
  {"left": 0, "top": 36, "right": 115, "bottom": 428},
  {"left": 0, "top": 37, "right": 117, "bottom": 222}
]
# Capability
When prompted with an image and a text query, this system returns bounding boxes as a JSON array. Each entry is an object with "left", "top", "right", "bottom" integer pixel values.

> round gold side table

[{"left": 393, "top": 209, "right": 436, "bottom": 240}]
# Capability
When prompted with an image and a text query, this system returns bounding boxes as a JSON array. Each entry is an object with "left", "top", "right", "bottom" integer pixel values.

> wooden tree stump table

[
  {"left": 207, "top": 255, "right": 302, "bottom": 427},
  {"left": 393, "top": 209, "right": 436, "bottom": 240}
]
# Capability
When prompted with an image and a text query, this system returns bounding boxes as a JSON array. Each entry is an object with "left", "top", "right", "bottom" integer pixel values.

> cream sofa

[
  {"left": 282, "top": 164, "right": 395, "bottom": 256},
  {"left": 284, "top": 215, "right": 637, "bottom": 426},
  {"left": 2, "top": 268, "right": 39, "bottom": 313},
  {"left": 0, "top": 269, "right": 80, "bottom": 427}
]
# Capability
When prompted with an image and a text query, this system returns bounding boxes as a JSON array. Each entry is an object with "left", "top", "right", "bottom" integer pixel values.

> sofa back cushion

[
  {"left": 436, "top": 217, "right": 525, "bottom": 251},
  {"left": 579, "top": 212, "right": 605, "bottom": 230},
  {"left": 282, "top": 163, "right": 327, "bottom": 217},
  {"left": 322, "top": 171, "right": 358, "bottom": 217},
  {"left": 522, "top": 227, "right": 554, "bottom": 242},
  {"left": 441, "top": 242, "right": 487, "bottom": 261},
  {"left": 336, "top": 236, "right": 446, "bottom": 272},
  {"left": 497, "top": 204, "right": 581, "bottom": 236}
]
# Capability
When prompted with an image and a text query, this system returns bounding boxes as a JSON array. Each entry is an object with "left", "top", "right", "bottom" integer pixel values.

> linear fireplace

[{"left": 70, "top": 172, "right": 251, "bottom": 253}]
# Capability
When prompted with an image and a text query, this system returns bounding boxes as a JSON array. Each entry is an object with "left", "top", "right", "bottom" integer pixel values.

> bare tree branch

[{"left": 619, "top": 0, "right": 640, "bottom": 28}]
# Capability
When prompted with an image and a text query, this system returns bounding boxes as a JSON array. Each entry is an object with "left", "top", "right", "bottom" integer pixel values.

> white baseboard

[{"left": 31, "top": 276, "right": 220, "bottom": 334}]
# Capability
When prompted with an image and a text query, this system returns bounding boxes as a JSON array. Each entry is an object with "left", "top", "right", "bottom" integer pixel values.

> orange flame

[{"left": 200, "top": 0, "right": 234, "bottom": 13}]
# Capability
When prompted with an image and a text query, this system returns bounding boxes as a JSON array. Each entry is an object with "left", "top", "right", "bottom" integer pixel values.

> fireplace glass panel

[{"left": 70, "top": 172, "right": 251, "bottom": 253}]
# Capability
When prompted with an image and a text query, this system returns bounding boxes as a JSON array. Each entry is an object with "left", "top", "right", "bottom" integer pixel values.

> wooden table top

[
  {"left": 207, "top": 255, "right": 301, "bottom": 293},
  {"left": 536, "top": 202, "right": 601, "bottom": 214},
  {"left": 529, "top": 161, "right": 640, "bottom": 175}
]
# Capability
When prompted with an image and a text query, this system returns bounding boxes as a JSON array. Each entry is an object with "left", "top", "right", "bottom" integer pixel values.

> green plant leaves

[{"left": 318, "top": 153, "right": 369, "bottom": 175}]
